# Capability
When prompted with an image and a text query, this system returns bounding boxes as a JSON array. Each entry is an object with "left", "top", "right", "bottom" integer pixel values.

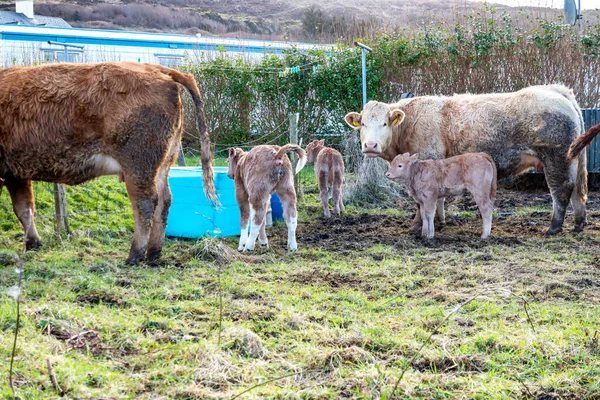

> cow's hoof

[
  {"left": 25, "top": 238, "right": 42, "bottom": 250},
  {"left": 146, "top": 249, "right": 162, "bottom": 263},
  {"left": 545, "top": 227, "right": 563, "bottom": 236},
  {"left": 259, "top": 241, "right": 269, "bottom": 249},
  {"left": 125, "top": 257, "right": 141, "bottom": 266},
  {"left": 409, "top": 225, "right": 422, "bottom": 236},
  {"left": 573, "top": 224, "right": 585, "bottom": 233}
]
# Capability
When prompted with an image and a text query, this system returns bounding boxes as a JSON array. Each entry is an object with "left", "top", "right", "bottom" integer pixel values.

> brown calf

[
  {"left": 305, "top": 139, "right": 345, "bottom": 218},
  {"left": 386, "top": 152, "right": 497, "bottom": 239},
  {"left": 227, "top": 144, "right": 306, "bottom": 251},
  {"left": 0, "top": 62, "right": 216, "bottom": 265}
]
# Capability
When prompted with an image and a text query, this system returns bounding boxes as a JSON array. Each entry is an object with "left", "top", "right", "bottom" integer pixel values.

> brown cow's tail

[
  {"left": 567, "top": 123, "right": 600, "bottom": 161},
  {"left": 166, "top": 68, "right": 218, "bottom": 205},
  {"left": 275, "top": 144, "right": 307, "bottom": 174}
]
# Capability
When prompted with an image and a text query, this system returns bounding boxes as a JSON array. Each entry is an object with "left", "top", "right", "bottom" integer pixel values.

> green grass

[{"left": 1, "top": 170, "right": 600, "bottom": 399}]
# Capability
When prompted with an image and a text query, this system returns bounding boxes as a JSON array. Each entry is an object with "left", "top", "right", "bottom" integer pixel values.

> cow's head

[
  {"left": 344, "top": 101, "right": 405, "bottom": 158},
  {"left": 385, "top": 152, "right": 418, "bottom": 183},
  {"left": 305, "top": 139, "right": 325, "bottom": 164},
  {"left": 227, "top": 147, "right": 246, "bottom": 179}
]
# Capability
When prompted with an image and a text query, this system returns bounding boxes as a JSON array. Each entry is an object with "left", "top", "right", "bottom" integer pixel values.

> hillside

[{"left": 0, "top": 0, "right": 572, "bottom": 41}]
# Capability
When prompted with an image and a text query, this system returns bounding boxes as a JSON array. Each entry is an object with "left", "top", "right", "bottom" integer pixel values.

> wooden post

[
  {"left": 53, "top": 183, "right": 70, "bottom": 235},
  {"left": 289, "top": 112, "right": 302, "bottom": 198},
  {"left": 177, "top": 142, "right": 186, "bottom": 166}
]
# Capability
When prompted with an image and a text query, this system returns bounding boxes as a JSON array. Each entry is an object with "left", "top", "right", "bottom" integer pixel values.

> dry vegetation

[{"left": 0, "top": 0, "right": 591, "bottom": 41}]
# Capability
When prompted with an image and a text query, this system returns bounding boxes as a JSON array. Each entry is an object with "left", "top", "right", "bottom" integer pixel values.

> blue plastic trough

[{"left": 165, "top": 166, "right": 282, "bottom": 239}]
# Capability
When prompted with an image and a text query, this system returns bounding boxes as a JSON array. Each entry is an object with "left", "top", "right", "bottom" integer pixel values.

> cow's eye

[
  {"left": 361, "top": 123, "right": 365, "bottom": 126},
  {"left": 383, "top": 123, "right": 387, "bottom": 126}
]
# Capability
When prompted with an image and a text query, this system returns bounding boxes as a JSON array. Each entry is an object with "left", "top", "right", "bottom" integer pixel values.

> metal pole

[{"left": 354, "top": 42, "right": 373, "bottom": 107}]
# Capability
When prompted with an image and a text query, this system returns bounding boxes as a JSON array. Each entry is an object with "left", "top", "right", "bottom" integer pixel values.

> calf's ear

[
  {"left": 409, "top": 153, "right": 419, "bottom": 161},
  {"left": 228, "top": 148, "right": 235, "bottom": 157},
  {"left": 319, "top": 139, "right": 325, "bottom": 146},
  {"left": 344, "top": 112, "right": 361, "bottom": 129},
  {"left": 390, "top": 109, "right": 406, "bottom": 126}
]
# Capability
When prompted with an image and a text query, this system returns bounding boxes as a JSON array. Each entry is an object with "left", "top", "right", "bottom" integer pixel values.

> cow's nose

[
  {"left": 275, "top": 159, "right": 283, "bottom": 166},
  {"left": 364, "top": 142, "right": 378, "bottom": 151},
  {"left": 385, "top": 172, "right": 391, "bottom": 178}
]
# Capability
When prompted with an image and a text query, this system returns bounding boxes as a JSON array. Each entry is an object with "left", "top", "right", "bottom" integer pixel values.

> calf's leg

[
  {"left": 318, "top": 170, "right": 331, "bottom": 218},
  {"left": 244, "top": 199, "right": 267, "bottom": 252},
  {"left": 332, "top": 171, "right": 343, "bottom": 216},
  {"left": 5, "top": 179, "right": 41, "bottom": 249},
  {"left": 259, "top": 199, "right": 269, "bottom": 248},
  {"left": 420, "top": 201, "right": 436, "bottom": 239},
  {"left": 276, "top": 184, "right": 299, "bottom": 251}
]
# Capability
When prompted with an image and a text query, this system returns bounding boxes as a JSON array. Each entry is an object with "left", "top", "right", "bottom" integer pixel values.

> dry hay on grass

[
  {"left": 222, "top": 327, "right": 267, "bottom": 358},
  {"left": 197, "top": 237, "right": 263, "bottom": 265},
  {"left": 309, "top": 346, "right": 376, "bottom": 371},
  {"left": 341, "top": 132, "right": 408, "bottom": 209}
]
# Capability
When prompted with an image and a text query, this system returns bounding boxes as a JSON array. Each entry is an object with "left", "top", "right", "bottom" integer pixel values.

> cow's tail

[
  {"left": 165, "top": 67, "right": 218, "bottom": 205},
  {"left": 479, "top": 153, "right": 497, "bottom": 199},
  {"left": 275, "top": 144, "right": 307, "bottom": 174},
  {"left": 568, "top": 123, "right": 600, "bottom": 161}
]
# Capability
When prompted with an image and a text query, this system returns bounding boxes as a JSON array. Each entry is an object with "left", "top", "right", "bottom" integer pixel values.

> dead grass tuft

[
  {"left": 222, "top": 327, "right": 267, "bottom": 358},
  {"left": 197, "top": 237, "right": 263, "bottom": 265}
]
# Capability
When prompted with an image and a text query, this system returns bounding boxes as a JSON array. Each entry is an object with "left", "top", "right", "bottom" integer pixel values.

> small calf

[
  {"left": 305, "top": 139, "right": 345, "bottom": 218},
  {"left": 227, "top": 144, "right": 307, "bottom": 252},
  {"left": 386, "top": 152, "right": 497, "bottom": 239}
]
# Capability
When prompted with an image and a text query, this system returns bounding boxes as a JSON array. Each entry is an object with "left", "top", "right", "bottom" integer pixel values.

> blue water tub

[{"left": 166, "top": 166, "right": 282, "bottom": 239}]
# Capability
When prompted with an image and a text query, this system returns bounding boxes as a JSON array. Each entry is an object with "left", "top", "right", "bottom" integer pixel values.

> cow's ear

[
  {"left": 344, "top": 112, "right": 361, "bottom": 129},
  {"left": 319, "top": 139, "right": 325, "bottom": 146},
  {"left": 228, "top": 148, "right": 235, "bottom": 157},
  {"left": 390, "top": 109, "right": 406, "bottom": 126},
  {"left": 402, "top": 152, "right": 410, "bottom": 157},
  {"left": 409, "top": 153, "right": 419, "bottom": 161}
]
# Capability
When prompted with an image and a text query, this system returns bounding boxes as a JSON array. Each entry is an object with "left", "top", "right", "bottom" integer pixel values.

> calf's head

[
  {"left": 386, "top": 153, "right": 419, "bottom": 182},
  {"left": 227, "top": 148, "right": 246, "bottom": 179},
  {"left": 305, "top": 139, "right": 325, "bottom": 164},
  {"left": 344, "top": 101, "right": 405, "bottom": 158}
]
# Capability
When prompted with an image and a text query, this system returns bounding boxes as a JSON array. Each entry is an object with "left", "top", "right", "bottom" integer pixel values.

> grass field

[{"left": 1, "top": 166, "right": 600, "bottom": 399}]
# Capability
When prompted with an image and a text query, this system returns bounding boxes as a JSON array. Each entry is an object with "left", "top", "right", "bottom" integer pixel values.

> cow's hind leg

[
  {"left": 146, "top": 163, "right": 173, "bottom": 263},
  {"left": 472, "top": 192, "right": 493, "bottom": 239},
  {"left": 544, "top": 157, "right": 575, "bottom": 235},
  {"left": 5, "top": 178, "right": 41, "bottom": 249},
  {"left": 124, "top": 176, "right": 158, "bottom": 265}
]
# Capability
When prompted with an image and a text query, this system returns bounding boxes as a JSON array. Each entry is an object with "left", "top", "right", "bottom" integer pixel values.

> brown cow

[
  {"left": 0, "top": 62, "right": 216, "bottom": 265},
  {"left": 386, "top": 152, "right": 497, "bottom": 239},
  {"left": 305, "top": 139, "right": 345, "bottom": 218},
  {"left": 345, "top": 85, "right": 586, "bottom": 235},
  {"left": 227, "top": 144, "right": 306, "bottom": 252}
]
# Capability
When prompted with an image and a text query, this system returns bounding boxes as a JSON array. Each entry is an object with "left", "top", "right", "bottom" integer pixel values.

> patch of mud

[{"left": 44, "top": 322, "right": 134, "bottom": 357}]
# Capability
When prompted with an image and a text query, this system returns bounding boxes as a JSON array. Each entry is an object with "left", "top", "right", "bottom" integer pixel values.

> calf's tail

[{"left": 275, "top": 144, "right": 307, "bottom": 174}]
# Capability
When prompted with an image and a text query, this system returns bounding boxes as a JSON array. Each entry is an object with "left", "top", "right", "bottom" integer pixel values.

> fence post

[
  {"left": 177, "top": 142, "right": 186, "bottom": 166},
  {"left": 289, "top": 112, "right": 302, "bottom": 198},
  {"left": 53, "top": 183, "right": 70, "bottom": 235}
]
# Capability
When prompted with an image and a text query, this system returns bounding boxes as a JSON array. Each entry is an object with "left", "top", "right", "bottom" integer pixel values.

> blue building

[{"left": 0, "top": 1, "right": 330, "bottom": 66}]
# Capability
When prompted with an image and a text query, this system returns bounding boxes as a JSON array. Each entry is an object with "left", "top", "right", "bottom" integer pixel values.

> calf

[
  {"left": 227, "top": 144, "right": 307, "bottom": 252},
  {"left": 385, "top": 152, "right": 497, "bottom": 239},
  {"left": 305, "top": 139, "right": 345, "bottom": 218}
]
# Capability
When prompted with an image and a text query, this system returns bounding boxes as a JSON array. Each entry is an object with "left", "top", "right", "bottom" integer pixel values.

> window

[
  {"left": 41, "top": 48, "right": 83, "bottom": 63},
  {"left": 154, "top": 54, "right": 185, "bottom": 68}
]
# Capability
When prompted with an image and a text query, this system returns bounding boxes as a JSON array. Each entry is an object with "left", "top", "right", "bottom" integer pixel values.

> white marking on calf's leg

[
  {"left": 238, "top": 219, "right": 249, "bottom": 251},
  {"left": 287, "top": 216, "right": 298, "bottom": 251},
  {"left": 243, "top": 205, "right": 259, "bottom": 252}
]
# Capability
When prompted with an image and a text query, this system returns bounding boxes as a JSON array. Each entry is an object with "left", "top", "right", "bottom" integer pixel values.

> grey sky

[{"left": 471, "top": 0, "right": 597, "bottom": 9}]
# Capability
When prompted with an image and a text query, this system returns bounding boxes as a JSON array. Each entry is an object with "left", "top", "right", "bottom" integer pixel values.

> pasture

[{"left": 1, "top": 164, "right": 600, "bottom": 399}]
